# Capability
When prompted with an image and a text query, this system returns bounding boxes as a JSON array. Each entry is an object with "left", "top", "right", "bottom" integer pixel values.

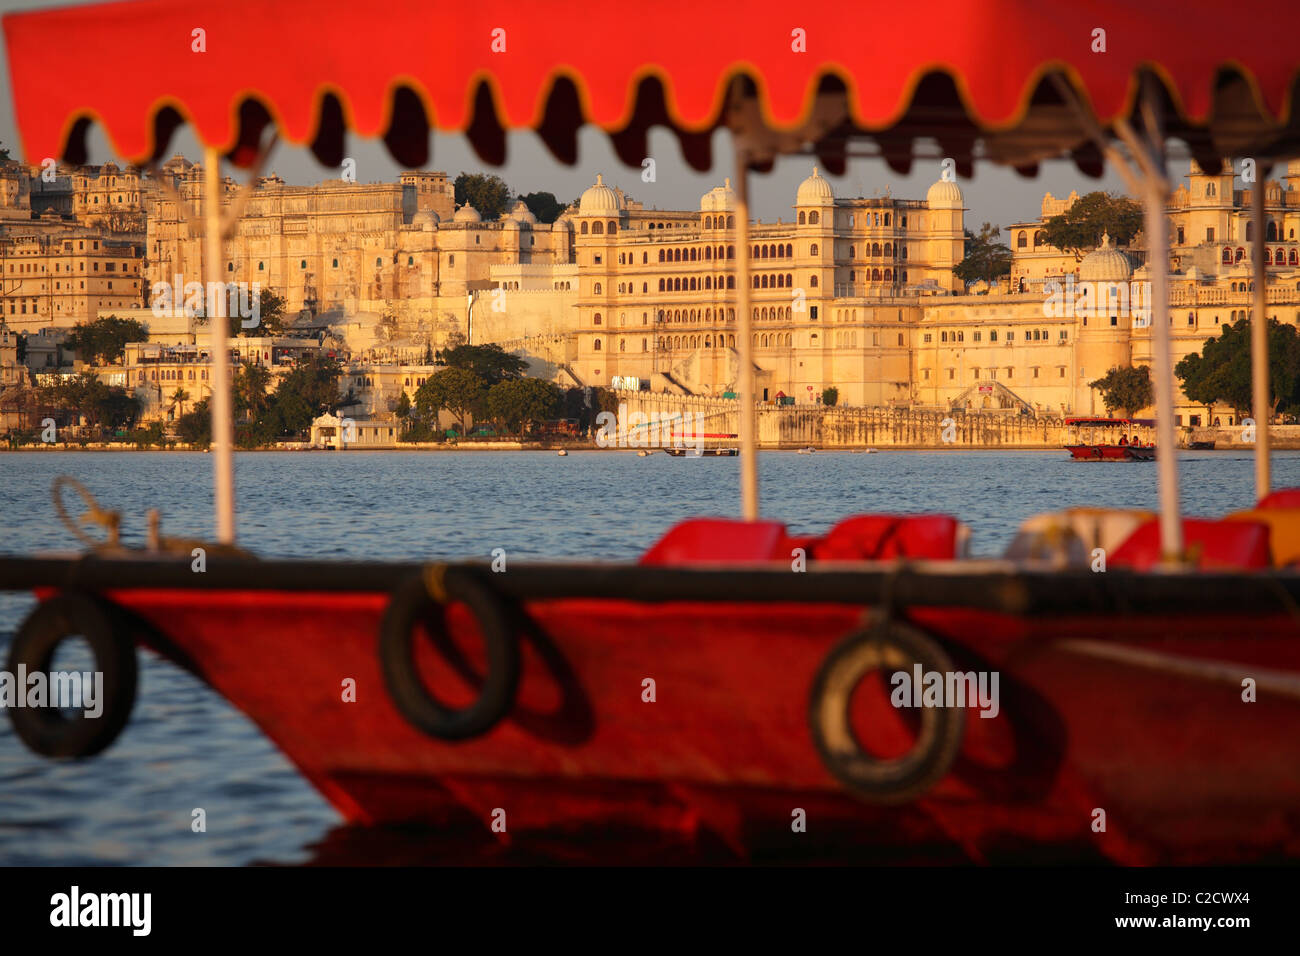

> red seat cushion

[
  {"left": 1110, "top": 518, "right": 1272, "bottom": 571},
  {"left": 640, "top": 519, "right": 789, "bottom": 565},
  {"left": 1258, "top": 488, "right": 1300, "bottom": 509},
  {"left": 811, "top": 514, "right": 960, "bottom": 561}
]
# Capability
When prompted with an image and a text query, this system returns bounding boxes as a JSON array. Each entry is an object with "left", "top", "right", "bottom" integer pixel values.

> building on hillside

[{"left": 0, "top": 233, "right": 144, "bottom": 332}]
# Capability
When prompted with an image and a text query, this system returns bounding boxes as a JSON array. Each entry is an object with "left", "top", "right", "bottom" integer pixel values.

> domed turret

[
  {"left": 509, "top": 200, "right": 537, "bottom": 224},
  {"left": 927, "top": 178, "right": 964, "bottom": 209},
  {"left": 578, "top": 174, "right": 623, "bottom": 215},
  {"left": 1080, "top": 234, "right": 1132, "bottom": 283},
  {"left": 701, "top": 178, "right": 737, "bottom": 213},
  {"left": 453, "top": 203, "right": 481, "bottom": 223},
  {"left": 796, "top": 167, "right": 834, "bottom": 206},
  {"left": 412, "top": 209, "right": 440, "bottom": 231}
]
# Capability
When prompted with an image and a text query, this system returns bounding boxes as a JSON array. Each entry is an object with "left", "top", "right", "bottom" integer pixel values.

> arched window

[
  {"left": 1207, "top": 182, "right": 1216, "bottom": 197},
  {"left": 1236, "top": 248, "right": 1245, "bottom": 263},
  {"left": 1223, "top": 247, "right": 1232, "bottom": 264},
  {"left": 872, "top": 242, "right": 881, "bottom": 256},
  {"left": 727, "top": 276, "right": 735, "bottom": 289},
  {"left": 581, "top": 221, "right": 589, "bottom": 234},
  {"left": 726, "top": 216, "right": 734, "bottom": 228},
  {"left": 884, "top": 213, "right": 891, "bottom": 226},
  {"left": 1017, "top": 231, "right": 1028, "bottom": 248},
  {"left": 592, "top": 221, "right": 604, "bottom": 235},
  {"left": 594, "top": 282, "right": 602, "bottom": 294},
  {"left": 1265, "top": 249, "right": 1273, "bottom": 265},
  {"left": 1034, "top": 231, "right": 1047, "bottom": 247},
  {"left": 594, "top": 313, "right": 602, "bottom": 325},
  {"left": 872, "top": 268, "right": 881, "bottom": 281},
  {"left": 1268, "top": 221, "right": 1278, "bottom": 241},
  {"left": 1291, "top": 249, "right": 1298, "bottom": 265},
  {"left": 810, "top": 244, "right": 819, "bottom": 256},
  {"left": 798, "top": 211, "right": 806, "bottom": 224},
  {"left": 593, "top": 339, "right": 602, "bottom": 350},
  {"left": 809, "top": 212, "right": 820, "bottom": 225},
  {"left": 658, "top": 249, "right": 665, "bottom": 262},
  {"left": 705, "top": 247, "right": 713, "bottom": 260},
  {"left": 727, "top": 246, "right": 735, "bottom": 259},
  {"left": 608, "top": 221, "right": 617, "bottom": 234},
  {"left": 884, "top": 268, "right": 892, "bottom": 281},
  {"left": 658, "top": 279, "right": 665, "bottom": 291},
  {"left": 690, "top": 247, "right": 697, "bottom": 261},
  {"left": 810, "top": 275, "right": 818, "bottom": 287}
]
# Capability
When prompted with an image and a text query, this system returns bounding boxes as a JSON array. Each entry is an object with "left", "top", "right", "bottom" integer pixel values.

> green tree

[
  {"left": 1089, "top": 365, "right": 1153, "bottom": 418},
  {"left": 415, "top": 367, "right": 486, "bottom": 433},
  {"left": 1176, "top": 316, "right": 1300, "bottom": 418},
  {"left": 1042, "top": 192, "right": 1143, "bottom": 261},
  {"left": 518, "top": 191, "right": 565, "bottom": 224},
  {"left": 486, "top": 377, "right": 561, "bottom": 435},
  {"left": 952, "top": 223, "right": 1013, "bottom": 287},
  {"left": 821, "top": 386, "right": 839, "bottom": 407},
  {"left": 453, "top": 172, "right": 510, "bottom": 220},
  {"left": 169, "top": 387, "right": 190, "bottom": 419},
  {"left": 265, "top": 354, "right": 343, "bottom": 437},
  {"left": 231, "top": 287, "right": 289, "bottom": 337},
  {"left": 233, "top": 361, "right": 273, "bottom": 421},
  {"left": 176, "top": 398, "right": 212, "bottom": 447},
  {"left": 435, "top": 342, "right": 526, "bottom": 386},
  {"left": 66, "top": 315, "right": 149, "bottom": 365}
]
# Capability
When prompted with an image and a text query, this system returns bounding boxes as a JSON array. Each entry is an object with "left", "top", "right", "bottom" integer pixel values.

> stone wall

[{"left": 616, "top": 391, "right": 1159, "bottom": 448}]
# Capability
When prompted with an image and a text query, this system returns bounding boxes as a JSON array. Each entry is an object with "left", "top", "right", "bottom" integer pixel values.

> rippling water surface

[{"left": 2, "top": 448, "right": 1296, "bottom": 864}]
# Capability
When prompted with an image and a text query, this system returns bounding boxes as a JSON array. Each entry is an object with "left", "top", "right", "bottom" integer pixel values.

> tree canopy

[
  {"left": 230, "top": 287, "right": 289, "bottom": 337},
  {"left": 486, "top": 377, "right": 561, "bottom": 435},
  {"left": 454, "top": 173, "right": 511, "bottom": 220},
  {"left": 1176, "top": 317, "right": 1300, "bottom": 417},
  {"left": 435, "top": 342, "right": 526, "bottom": 386},
  {"left": 518, "top": 191, "right": 566, "bottom": 224},
  {"left": 1088, "top": 365, "right": 1153, "bottom": 418},
  {"left": 66, "top": 315, "right": 149, "bottom": 365},
  {"left": 415, "top": 366, "right": 487, "bottom": 432},
  {"left": 1042, "top": 192, "right": 1143, "bottom": 260},
  {"left": 952, "top": 223, "right": 1013, "bottom": 287}
]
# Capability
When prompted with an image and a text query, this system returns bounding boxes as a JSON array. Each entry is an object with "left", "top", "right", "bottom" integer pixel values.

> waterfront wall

[{"left": 615, "top": 392, "right": 1159, "bottom": 448}]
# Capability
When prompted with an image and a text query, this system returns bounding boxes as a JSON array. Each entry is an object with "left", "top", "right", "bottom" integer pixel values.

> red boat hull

[
  {"left": 100, "top": 586, "right": 1300, "bottom": 864},
  {"left": 1066, "top": 444, "right": 1154, "bottom": 461}
]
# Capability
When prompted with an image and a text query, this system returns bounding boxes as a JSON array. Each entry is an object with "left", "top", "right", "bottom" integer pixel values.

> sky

[{"left": 0, "top": 0, "right": 1186, "bottom": 233}]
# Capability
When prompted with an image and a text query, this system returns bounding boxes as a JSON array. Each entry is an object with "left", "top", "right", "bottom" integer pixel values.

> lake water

[{"left": 2, "top": 448, "right": 1296, "bottom": 864}]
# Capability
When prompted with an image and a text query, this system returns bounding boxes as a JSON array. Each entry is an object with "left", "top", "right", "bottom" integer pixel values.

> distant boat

[
  {"left": 797, "top": 446, "right": 816, "bottom": 454},
  {"left": 662, "top": 447, "right": 738, "bottom": 457},
  {"left": 1064, "top": 417, "right": 1156, "bottom": 461},
  {"left": 556, "top": 449, "right": 568, "bottom": 457},
  {"left": 636, "top": 449, "right": 650, "bottom": 457}
]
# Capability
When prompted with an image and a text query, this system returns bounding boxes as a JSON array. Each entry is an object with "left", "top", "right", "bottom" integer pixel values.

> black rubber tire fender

[
  {"left": 379, "top": 569, "right": 520, "bottom": 741},
  {"left": 809, "top": 618, "right": 966, "bottom": 804},
  {"left": 6, "top": 592, "right": 138, "bottom": 758}
]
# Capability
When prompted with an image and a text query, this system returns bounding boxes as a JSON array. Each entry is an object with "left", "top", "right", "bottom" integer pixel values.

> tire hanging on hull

[
  {"left": 809, "top": 617, "right": 965, "bottom": 803},
  {"left": 379, "top": 567, "right": 520, "bottom": 741},
  {"left": 7, "top": 592, "right": 138, "bottom": 758}
]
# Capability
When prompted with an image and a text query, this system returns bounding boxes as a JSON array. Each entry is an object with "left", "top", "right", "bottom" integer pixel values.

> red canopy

[{"left": 5, "top": 0, "right": 1300, "bottom": 173}]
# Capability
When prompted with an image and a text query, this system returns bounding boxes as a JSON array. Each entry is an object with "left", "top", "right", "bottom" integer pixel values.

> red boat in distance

[{"left": 1064, "top": 418, "right": 1156, "bottom": 461}]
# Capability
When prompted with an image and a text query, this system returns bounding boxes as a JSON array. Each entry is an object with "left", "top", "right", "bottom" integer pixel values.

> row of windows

[
  {"left": 925, "top": 328, "right": 1065, "bottom": 344},
  {"left": 921, "top": 366, "right": 1067, "bottom": 381},
  {"left": 579, "top": 220, "right": 618, "bottom": 235},
  {"left": 1222, "top": 247, "right": 1299, "bottom": 265}
]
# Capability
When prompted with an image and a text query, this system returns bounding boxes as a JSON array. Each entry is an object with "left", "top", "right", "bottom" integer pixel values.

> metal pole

[
  {"left": 733, "top": 142, "right": 758, "bottom": 519},
  {"left": 204, "top": 147, "right": 235, "bottom": 544},
  {"left": 1141, "top": 148, "right": 1182, "bottom": 563},
  {"left": 1250, "top": 174, "right": 1272, "bottom": 502}
]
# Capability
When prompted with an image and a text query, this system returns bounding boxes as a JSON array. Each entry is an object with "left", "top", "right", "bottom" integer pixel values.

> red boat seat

[
  {"left": 1258, "top": 488, "right": 1300, "bottom": 509},
  {"left": 1225, "top": 507, "right": 1300, "bottom": 566},
  {"left": 811, "top": 514, "right": 961, "bottom": 561},
  {"left": 639, "top": 518, "right": 789, "bottom": 565},
  {"left": 1110, "top": 518, "right": 1272, "bottom": 571}
]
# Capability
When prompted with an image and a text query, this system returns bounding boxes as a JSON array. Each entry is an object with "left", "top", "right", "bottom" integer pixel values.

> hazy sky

[{"left": 1, "top": 0, "right": 1183, "bottom": 233}]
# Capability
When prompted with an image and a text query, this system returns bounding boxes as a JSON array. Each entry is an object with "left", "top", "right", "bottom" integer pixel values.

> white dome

[
  {"left": 701, "top": 178, "right": 737, "bottom": 213},
  {"left": 796, "top": 167, "right": 834, "bottom": 206},
  {"left": 412, "top": 209, "right": 439, "bottom": 230},
  {"left": 453, "top": 203, "right": 481, "bottom": 223},
  {"left": 578, "top": 174, "right": 623, "bottom": 215},
  {"left": 927, "top": 178, "right": 964, "bottom": 209},
  {"left": 1080, "top": 233, "right": 1132, "bottom": 282},
  {"left": 509, "top": 200, "right": 537, "bottom": 224}
]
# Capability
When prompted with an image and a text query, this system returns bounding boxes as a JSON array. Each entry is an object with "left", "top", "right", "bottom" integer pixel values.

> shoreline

[{"left": 4, "top": 442, "right": 1295, "bottom": 453}]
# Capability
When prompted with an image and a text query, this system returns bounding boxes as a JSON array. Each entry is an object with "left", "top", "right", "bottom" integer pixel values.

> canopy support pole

[
  {"left": 1250, "top": 174, "right": 1272, "bottom": 502},
  {"left": 1114, "top": 80, "right": 1182, "bottom": 563},
  {"left": 733, "top": 141, "right": 759, "bottom": 520},
  {"left": 204, "top": 147, "right": 235, "bottom": 544}
]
